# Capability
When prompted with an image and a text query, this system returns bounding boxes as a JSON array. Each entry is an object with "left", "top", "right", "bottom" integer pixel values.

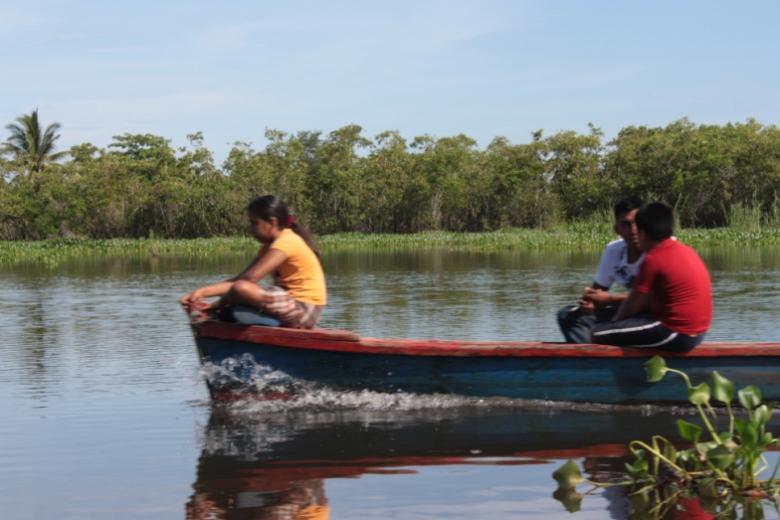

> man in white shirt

[{"left": 557, "top": 196, "right": 644, "bottom": 343}]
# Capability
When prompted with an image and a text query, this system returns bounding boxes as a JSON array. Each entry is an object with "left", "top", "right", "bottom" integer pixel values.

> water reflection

[
  {"left": 187, "top": 404, "right": 702, "bottom": 519},
  {"left": 188, "top": 401, "right": 780, "bottom": 519}
]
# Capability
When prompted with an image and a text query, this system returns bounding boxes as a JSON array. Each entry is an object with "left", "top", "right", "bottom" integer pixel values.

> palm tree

[{"left": 2, "top": 109, "right": 66, "bottom": 175}]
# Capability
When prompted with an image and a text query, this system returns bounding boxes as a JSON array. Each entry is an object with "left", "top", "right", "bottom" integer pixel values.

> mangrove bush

[{"left": 3, "top": 117, "right": 780, "bottom": 240}]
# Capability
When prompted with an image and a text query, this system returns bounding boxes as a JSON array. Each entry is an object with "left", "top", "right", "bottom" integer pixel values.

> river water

[{"left": 1, "top": 247, "right": 779, "bottom": 519}]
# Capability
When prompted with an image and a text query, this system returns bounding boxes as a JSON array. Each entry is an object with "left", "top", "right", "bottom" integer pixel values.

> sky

[{"left": 1, "top": 0, "right": 778, "bottom": 162}]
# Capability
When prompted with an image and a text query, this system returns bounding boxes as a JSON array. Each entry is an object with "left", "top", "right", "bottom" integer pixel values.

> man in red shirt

[{"left": 590, "top": 202, "right": 712, "bottom": 351}]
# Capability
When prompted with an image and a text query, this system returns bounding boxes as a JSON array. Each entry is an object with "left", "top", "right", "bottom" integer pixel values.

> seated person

[
  {"left": 557, "top": 196, "right": 644, "bottom": 343},
  {"left": 591, "top": 202, "right": 712, "bottom": 351},
  {"left": 180, "top": 195, "right": 327, "bottom": 329}
]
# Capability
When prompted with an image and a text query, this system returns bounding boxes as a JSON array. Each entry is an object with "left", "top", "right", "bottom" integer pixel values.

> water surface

[{"left": 1, "top": 247, "right": 779, "bottom": 518}]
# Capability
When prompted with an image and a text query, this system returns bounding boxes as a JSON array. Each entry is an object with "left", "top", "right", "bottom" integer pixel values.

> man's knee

[{"left": 557, "top": 304, "right": 579, "bottom": 325}]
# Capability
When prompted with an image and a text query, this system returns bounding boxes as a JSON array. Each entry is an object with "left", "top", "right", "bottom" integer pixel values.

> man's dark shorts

[{"left": 590, "top": 315, "right": 705, "bottom": 352}]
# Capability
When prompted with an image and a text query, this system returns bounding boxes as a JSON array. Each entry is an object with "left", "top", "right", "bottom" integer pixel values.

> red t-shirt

[{"left": 633, "top": 238, "right": 712, "bottom": 335}]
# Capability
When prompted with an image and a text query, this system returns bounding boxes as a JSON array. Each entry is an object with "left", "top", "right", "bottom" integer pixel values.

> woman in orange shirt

[{"left": 180, "top": 195, "right": 327, "bottom": 329}]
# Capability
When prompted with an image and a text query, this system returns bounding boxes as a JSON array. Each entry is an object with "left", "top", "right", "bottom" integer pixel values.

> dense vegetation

[
  {"left": 9, "top": 227, "right": 780, "bottom": 266},
  {"left": 2, "top": 116, "right": 780, "bottom": 240}
]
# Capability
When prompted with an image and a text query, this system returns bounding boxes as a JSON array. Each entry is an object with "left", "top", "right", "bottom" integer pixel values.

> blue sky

[{"left": 1, "top": 0, "right": 778, "bottom": 161}]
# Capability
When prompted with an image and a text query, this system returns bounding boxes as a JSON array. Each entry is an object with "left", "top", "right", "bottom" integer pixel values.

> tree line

[{"left": 2, "top": 111, "right": 780, "bottom": 240}]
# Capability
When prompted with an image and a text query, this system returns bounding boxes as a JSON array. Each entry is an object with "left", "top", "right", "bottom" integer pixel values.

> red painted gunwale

[{"left": 195, "top": 321, "right": 780, "bottom": 358}]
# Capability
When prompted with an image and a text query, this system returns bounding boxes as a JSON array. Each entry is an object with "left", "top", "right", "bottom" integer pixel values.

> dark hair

[
  {"left": 247, "top": 195, "right": 320, "bottom": 257},
  {"left": 635, "top": 202, "right": 674, "bottom": 241},
  {"left": 613, "top": 195, "right": 643, "bottom": 220}
]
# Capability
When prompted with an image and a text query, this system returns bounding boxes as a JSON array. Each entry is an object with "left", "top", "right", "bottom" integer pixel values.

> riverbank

[{"left": 3, "top": 226, "right": 780, "bottom": 266}]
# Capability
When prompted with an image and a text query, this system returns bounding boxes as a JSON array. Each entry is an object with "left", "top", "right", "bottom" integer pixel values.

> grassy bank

[{"left": 3, "top": 225, "right": 780, "bottom": 266}]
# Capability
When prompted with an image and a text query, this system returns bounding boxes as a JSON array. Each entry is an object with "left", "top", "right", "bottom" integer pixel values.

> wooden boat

[{"left": 191, "top": 316, "right": 780, "bottom": 404}]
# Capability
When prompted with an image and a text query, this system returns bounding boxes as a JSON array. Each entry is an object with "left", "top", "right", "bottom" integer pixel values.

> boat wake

[{"left": 200, "top": 356, "right": 697, "bottom": 416}]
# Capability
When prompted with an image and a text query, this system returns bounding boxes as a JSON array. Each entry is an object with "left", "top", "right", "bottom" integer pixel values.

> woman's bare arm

[
  {"left": 237, "top": 248, "right": 287, "bottom": 282},
  {"left": 180, "top": 247, "right": 287, "bottom": 306}
]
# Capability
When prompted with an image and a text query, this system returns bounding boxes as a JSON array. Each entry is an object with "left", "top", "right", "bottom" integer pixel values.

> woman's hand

[
  {"left": 180, "top": 288, "right": 205, "bottom": 309},
  {"left": 204, "top": 298, "right": 226, "bottom": 311}
]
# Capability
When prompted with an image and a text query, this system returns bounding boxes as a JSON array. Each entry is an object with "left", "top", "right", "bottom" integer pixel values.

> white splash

[{"left": 200, "top": 356, "right": 697, "bottom": 416}]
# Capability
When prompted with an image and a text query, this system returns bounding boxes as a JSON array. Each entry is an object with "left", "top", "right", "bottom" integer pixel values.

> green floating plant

[{"left": 553, "top": 356, "right": 780, "bottom": 517}]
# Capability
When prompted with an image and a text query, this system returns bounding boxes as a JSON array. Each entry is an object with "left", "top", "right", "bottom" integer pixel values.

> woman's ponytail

[{"left": 288, "top": 220, "right": 319, "bottom": 257}]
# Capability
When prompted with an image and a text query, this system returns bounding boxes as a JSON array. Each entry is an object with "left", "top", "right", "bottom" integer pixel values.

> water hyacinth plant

[
  {"left": 552, "top": 356, "right": 779, "bottom": 517},
  {"left": 7, "top": 228, "right": 780, "bottom": 267}
]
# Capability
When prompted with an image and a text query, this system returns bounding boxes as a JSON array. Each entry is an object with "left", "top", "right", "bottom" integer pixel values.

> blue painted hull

[{"left": 195, "top": 336, "right": 780, "bottom": 404}]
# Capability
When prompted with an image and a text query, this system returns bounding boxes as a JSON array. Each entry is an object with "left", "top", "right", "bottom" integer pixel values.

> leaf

[
  {"left": 738, "top": 385, "right": 762, "bottom": 410},
  {"left": 696, "top": 477, "right": 719, "bottom": 497},
  {"left": 662, "top": 443, "right": 678, "bottom": 465},
  {"left": 688, "top": 382, "right": 711, "bottom": 406},
  {"left": 552, "top": 487, "right": 583, "bottom": 513},
  {"left": 632, "top": 448, "right": 647, "bottom": 461},
  {"left": 719, "top": 431, "right": 738, "bottom": 450},
  {"left": 711, "top": 371, "right": 735, "bottom": 404},
  {"left": 677, "top": 419, "right": 702, "bottom": 443},
  {"left": 625, "top": 458, "right": 650, "bottom": 480},
  {"left": 751, "top": 404, "right": 772, "bottom": 428},
  {"left": 734, "top": 418, "right": 748, "bottom": 437},
  {"left": 696, "top": 441, "right": 718, "bottom": 454},
  {"left": 735, "top": 418, "right": 759, "bottom": 446},
  {"left": 677, "top": 448, "right": 695, "bottom": 464},
  {"left": 644, "top": 356, "right": 668, "bottom": 382},
  {"left": 707, "top": 445, "right": 735, "bottom": 470},
  {"left": 629, "top": 488, "right": 650, "bottom": 511},
  {"left": 552, "top": 459, "right": 583, "bottom": 490}
]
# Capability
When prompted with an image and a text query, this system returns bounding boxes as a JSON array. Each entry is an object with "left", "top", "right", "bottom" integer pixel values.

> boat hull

[{"left": 193, "top": 322, "right": 780, "bottom": 404}]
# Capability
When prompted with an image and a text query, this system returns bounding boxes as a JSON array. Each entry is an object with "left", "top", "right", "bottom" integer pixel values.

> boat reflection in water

[{"left": 186, "top": 397, "right": 762, "bottom": 519}]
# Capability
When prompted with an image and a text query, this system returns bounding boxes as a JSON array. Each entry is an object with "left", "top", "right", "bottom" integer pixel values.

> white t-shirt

[{"left": 593, "top": 239, "right": 644, "bottom": 290}]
